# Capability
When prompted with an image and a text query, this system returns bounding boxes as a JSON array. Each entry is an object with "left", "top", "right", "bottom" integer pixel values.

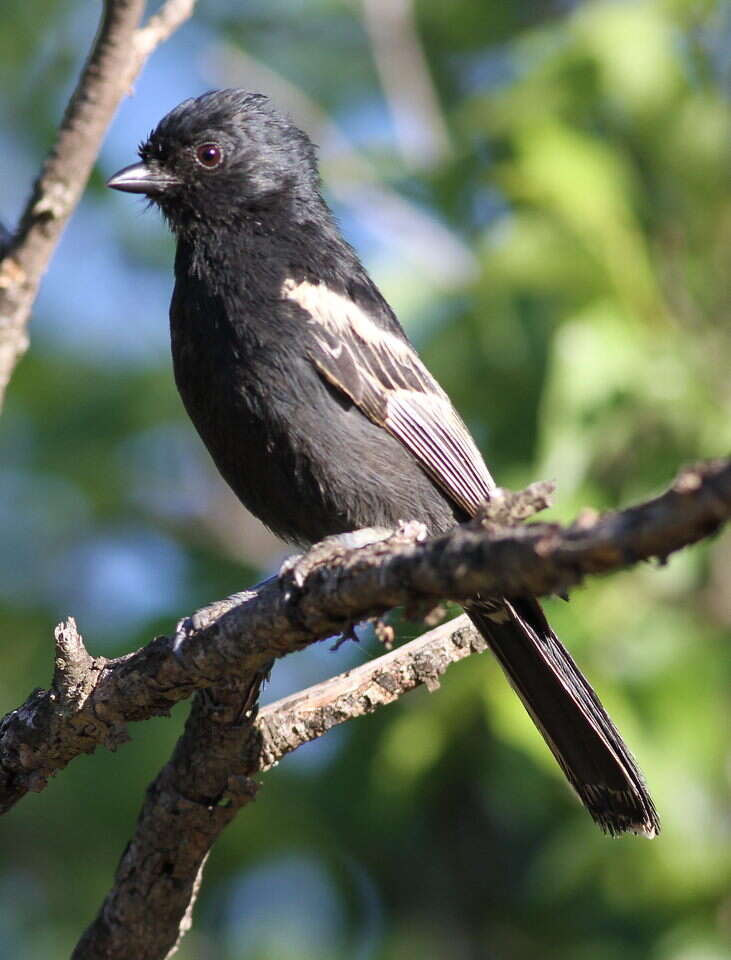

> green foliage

[{"left": 0, "top": 1, "right": 729, "bottom": 957}]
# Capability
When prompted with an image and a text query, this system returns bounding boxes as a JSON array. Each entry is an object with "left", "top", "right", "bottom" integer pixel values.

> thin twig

[{"left": 131, "top": 0, "right": 196, "bottom": 65}]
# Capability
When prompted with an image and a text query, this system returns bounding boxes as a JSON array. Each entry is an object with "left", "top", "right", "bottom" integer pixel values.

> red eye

[{"left": 195, "top": 143, "right": 223, "bottom": 168}]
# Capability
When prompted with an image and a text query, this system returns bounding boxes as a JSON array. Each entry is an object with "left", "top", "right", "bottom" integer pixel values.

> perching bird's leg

[
  {"left": 278, "top": 525, "right": 426, "bottom": 649},
  {"left": 278, "top": 526, "right": 396, "bottom": 592}
]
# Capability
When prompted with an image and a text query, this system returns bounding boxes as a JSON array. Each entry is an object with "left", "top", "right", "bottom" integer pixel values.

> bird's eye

[{"left": 195, "top": 143, "right": 223, "bottom": 169}]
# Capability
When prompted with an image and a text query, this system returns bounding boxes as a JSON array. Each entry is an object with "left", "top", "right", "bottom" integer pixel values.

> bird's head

[{"left": 107, "top": 89, "right": 321, "bottom": 232}]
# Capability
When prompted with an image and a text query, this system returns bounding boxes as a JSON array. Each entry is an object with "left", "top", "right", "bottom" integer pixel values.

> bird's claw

[
  {"left": 331, "top": 624, "right": 360, "bottom": 651},
  {"left": 171, "top": 615, "right": 196, "bottom": 659},
  {"left": 278, "top": 526, "right": 397, "bottom": 597},
  {"left": 278, "top": 550, "right": 308, "bottom": 593}
]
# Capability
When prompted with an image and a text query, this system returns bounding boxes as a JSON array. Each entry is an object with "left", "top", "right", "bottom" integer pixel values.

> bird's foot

[
  {"left": 278, "top": 526, "right": 396, "bottom": 593},
  {"left": 171, "top": 581, "right": 274, "bottom": 658},
  {"left": 278, "top": 525, "right": 426, "bottom": 649},
  {"left": 331, "top": 623, "right": 360, "bottom": 651}
]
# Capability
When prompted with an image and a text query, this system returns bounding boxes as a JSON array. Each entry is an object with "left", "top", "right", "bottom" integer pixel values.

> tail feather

[{"left": 466, "top": 597, "right": 659, "bottom": 837}]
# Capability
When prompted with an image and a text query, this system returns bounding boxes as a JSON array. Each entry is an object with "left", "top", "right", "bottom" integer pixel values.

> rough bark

[
  {"left": 255, "top": 613, "right": 484, "bottom": 767},
  {"left": 72, "top": 671, "right": 266, "bottom": 960},
  {"left": 71, "top": 614, "right": 485, "bottom": 959}
]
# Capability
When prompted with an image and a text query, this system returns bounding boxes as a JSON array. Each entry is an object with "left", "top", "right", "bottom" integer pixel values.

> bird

[{"left": 107, "top": 88, "right": 659, "bottom": 837}]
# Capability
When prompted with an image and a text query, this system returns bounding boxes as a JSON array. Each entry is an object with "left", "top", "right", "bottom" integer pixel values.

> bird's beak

[{"left": 106, "top": 161, "right": 179, "bottom": 195}]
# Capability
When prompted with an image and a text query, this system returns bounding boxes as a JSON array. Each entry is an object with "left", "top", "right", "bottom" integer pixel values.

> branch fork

[{"left": 0, "top": 458, "right": 729, "bottom": 957}]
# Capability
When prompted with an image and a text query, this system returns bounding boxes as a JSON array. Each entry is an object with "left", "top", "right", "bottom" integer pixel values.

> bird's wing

[{"left": 282, "top": 279, "right": 496, "bottom": 516}]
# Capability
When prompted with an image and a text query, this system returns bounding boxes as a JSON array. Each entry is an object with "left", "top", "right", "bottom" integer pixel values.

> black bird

[{"left": 107, "top": 89, "right": 658, "bottom": 837}]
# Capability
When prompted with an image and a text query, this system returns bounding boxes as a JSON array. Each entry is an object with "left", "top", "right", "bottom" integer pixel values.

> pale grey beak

[{"left": 106, "top": 161, "right": 179, "bottom": 195}]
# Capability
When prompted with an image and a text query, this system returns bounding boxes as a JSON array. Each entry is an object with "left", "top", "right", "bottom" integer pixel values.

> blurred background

[{"left": 1, "top": 0, "right": 730, "bottom": 957}]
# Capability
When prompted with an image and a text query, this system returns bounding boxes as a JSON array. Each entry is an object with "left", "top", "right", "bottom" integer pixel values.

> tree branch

[
  {"left": 255, "top": 613, "right": 483, "bottom": 767},
  {"left": 1, "top": 458, "right": 728, "bottom": 818},
  {"left": 0, "top": 0, "right": 196, "bottom": 411},
  {"left": 131, "top": 0, "right": 196, "bottom": 62},
  {"left": 0, "top": 457, "right": 722, "bottom": 958},
  {"left": 72, "top": 668, "right": 266, "bottom": 960},
  {"left": 72, "top": 614, "right": 484, "bottom": 959}
]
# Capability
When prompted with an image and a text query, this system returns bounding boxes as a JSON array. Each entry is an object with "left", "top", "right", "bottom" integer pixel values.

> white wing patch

[
  {"left": 281, "top": 277, "right": 418, "bottom": 366},
  {"left": 281, "top": 278, "right": 496, "bottom": 515}
]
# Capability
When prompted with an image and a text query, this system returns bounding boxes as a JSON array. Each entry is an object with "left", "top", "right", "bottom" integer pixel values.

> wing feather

[{"left": 281, "top": 278, "right": 495, "bottom": 515}]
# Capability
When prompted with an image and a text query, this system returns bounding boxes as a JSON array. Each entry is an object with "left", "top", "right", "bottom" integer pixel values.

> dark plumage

[{"left": 108, "top": 89, "right": 659, "bottom": 837}]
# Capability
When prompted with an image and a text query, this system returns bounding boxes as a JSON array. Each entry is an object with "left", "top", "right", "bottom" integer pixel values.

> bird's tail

[{"left": 465, "top": 597, "right": 659, "bottom": 837}]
